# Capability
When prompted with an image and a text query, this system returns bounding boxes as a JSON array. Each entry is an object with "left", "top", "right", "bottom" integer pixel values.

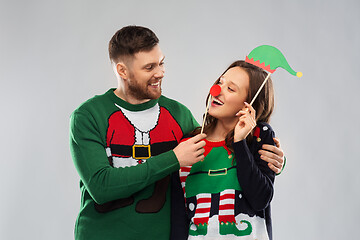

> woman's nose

[{"left": 219, "top": 84, "right": 225, "bottom": 95}]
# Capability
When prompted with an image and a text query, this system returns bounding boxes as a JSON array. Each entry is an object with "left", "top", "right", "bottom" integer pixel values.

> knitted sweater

[
  {"left": 179, "top": 123, "right": 276, "bottom": 240},
  {"left": 69, "top": 89, "right": 198, "bottom": 240}
]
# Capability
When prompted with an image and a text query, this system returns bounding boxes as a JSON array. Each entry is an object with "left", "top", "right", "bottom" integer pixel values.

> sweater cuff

[
  {"left": 276, "top": 155, "right": 286, "bottom": 175},
  {"left": 232, "top": 139, "right": 249, "bottom": 152},
  {"left": 152, "top": 149, "right": 180, "bottom": 174}
]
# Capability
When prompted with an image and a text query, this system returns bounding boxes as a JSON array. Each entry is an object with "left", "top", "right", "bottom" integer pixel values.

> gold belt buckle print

[
  {"left": 132, "top": 145, "right": 151, "bottom": 159},
  {"left": 208, "top": 168, "right": 227, "bottom": 176}
]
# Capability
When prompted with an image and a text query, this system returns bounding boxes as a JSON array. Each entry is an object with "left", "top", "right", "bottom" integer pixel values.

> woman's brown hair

[{"left": 193, "top": 60, "right": 275, "bottom": 151}]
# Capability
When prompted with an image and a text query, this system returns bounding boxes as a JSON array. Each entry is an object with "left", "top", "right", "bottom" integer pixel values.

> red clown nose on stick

[
  {"left": 201, "top": 85, "right": 221, "bottom": 134},
  {"left": 210, "top": 84, "right": 221, "bottom": 97}
]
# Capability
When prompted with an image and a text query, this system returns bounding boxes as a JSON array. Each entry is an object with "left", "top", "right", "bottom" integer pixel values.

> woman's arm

[{"left": 233, "top": 123, "right": 276, "bottom": 212}]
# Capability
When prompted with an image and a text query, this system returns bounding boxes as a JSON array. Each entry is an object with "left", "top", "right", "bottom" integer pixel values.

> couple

[{"left": 69, "top": 25, "right": 284, "bottom": 240}]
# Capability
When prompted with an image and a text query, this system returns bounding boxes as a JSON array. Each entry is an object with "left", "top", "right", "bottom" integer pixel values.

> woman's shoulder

[
  {"left": 253, "top": 122, "right": 275, "bottom": 144},
  {"left": 256, "top": 122, "right": 274, "bottom": 133}
]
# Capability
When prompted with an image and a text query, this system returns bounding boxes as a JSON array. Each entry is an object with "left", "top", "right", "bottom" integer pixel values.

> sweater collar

[{"left": 106, "top": 88, "right": 159, "bottom": 112}]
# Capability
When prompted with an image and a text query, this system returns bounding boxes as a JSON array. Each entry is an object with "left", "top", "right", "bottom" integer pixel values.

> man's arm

[{"left": 70, "top": 110, "right": 206, "bottom": 205}]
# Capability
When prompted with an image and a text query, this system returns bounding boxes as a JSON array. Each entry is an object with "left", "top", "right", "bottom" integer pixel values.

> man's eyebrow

[{"left": 142, "top": 56, "right": 165, "bottom": 68}]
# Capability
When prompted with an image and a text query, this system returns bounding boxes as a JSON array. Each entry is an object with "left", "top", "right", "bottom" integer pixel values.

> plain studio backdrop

[{"left": 1, "top": 0, "right": 359, "bottom": 239}]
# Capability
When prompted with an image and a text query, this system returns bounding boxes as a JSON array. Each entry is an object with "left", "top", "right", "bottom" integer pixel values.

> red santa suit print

[{"left": 106, "top": 103, "right": 183, "bottom": 168}]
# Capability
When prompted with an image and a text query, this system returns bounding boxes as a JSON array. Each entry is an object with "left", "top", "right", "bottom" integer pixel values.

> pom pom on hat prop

[
  {"left": 200, "top": 85, "right": 221, "bottom": 134},
  {"left": 245, "top": 45, "right": 302, "bottom": 105}
]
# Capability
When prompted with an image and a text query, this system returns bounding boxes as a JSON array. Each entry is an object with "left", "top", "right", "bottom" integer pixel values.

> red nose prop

[{"left": 210, "top": 85, "right": 221, "bottom": 97}]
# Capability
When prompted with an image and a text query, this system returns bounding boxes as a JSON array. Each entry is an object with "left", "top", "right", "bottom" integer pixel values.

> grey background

[{"left": 1, "top": 0, "right": 359, "bottom": 239}]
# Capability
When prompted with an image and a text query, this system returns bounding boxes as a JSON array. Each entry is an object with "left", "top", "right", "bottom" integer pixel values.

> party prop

[
  {"left": 245, "top": 45, "right": 302, "bottom": 105},
  {"left": 200, "top": 85, "right": 221, "bottom": 134}
]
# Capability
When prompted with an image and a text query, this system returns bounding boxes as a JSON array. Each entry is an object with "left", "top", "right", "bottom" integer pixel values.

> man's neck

[{"left": 113, "top": 88, "right": 151, "bottom": 105}]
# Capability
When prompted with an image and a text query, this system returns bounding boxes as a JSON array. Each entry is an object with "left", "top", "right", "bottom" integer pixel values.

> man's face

[{"left": 125, "top": 45, "right": 165, "bottom": 103}]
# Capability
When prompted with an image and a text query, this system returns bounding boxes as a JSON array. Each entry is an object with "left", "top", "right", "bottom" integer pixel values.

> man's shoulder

[
  {"left": 73, "top": 89, "right": 113, "bottom": 115},
  {"left": 158, "top": 95, "right": 189, "bottom": 111}
]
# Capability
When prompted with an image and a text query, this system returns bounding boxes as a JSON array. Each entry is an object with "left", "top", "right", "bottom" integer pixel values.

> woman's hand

[{"left": 234, "top": 102, "right": 256, "bottom": 142}]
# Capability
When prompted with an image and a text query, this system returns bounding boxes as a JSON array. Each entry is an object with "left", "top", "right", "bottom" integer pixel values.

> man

[{"left": 69, "top": 25, "right": 284, "bottom": 240}]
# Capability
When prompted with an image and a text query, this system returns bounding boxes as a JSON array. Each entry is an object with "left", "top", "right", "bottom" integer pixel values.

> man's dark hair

[{"left": 109, "top": 25, "right": 159, "bottom": 63}]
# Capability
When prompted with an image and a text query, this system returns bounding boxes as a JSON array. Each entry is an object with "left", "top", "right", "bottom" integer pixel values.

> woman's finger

[{"left": 244, "top": 102, "right": 256, "bottom": 118}]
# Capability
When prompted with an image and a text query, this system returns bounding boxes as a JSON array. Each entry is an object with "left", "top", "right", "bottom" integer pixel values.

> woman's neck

[{"left": 206, "top": 118, "right": 237, "bottom": 141}]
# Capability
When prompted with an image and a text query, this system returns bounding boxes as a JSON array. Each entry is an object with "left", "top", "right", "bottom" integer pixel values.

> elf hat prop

[
  {"left": 245, "top": 45, "right": 302, "bottom": 105},
  {"left": 245, "top": 45, "right": 302, "bottom": 77}
]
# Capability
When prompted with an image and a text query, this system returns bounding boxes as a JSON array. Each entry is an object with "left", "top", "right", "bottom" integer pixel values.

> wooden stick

[
  {"left": 249, "top": 72, "right": 271, "bottom": 106},
  {"left": 200, "top": 96, "right": 212, "bottom": 134}
]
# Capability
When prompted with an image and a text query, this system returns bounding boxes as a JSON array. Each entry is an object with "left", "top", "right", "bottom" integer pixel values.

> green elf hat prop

[
  {"left": 245, "top": 45, "right": 302, "bottom": 77},
  {"left": 245, "top": 45, "right": 302, "bottom": 105}
]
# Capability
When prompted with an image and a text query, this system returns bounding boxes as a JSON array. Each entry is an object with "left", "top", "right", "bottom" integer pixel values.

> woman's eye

[{"left": 228, "top": 87, "right": 234, "bottom": 92}]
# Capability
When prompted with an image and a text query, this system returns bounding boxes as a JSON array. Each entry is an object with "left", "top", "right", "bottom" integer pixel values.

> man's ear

[{"left": 116, "top": 62, "right": 128, "bottom": 79}]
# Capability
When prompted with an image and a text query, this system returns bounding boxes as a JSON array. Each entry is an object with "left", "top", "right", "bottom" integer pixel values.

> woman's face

[{"left": 208, "top": 66, "right": 249, "bottom": 122}]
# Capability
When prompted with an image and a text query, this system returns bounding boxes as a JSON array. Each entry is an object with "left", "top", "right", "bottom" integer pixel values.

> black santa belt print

[
  {"left": 188, "top": 166, "right": 237, "bottom": 176},
  {"left": 110, "top": 141, "right": 178, "bottom": 159}
]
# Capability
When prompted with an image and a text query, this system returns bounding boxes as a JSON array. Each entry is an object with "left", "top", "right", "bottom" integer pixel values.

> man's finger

[
  {"left": 196, "top": 147, "right": 205, "bottom": 155},
  {"left": 268, "top": 163, "right": 281, "bottom": 174},
  {"left": 273, "top": 137, "right": 281, "bottom": 148},
  {"left": 262, "top": 144, "right": 283, "bottom": 157},
  {"left": 260, "top": 154, "right": 282, "bottom": 168},
  {"left": 191, "top": 133, "right": 207, "bottom": 143},
  {"left": 259, "top": 148, "right": 280, "bottom": 159},
  {"left": 195, "top": 140, "right": 206, "bottom": 148},
  {"left": 197, "top": 155, "right": 205, "bottom": 162}
]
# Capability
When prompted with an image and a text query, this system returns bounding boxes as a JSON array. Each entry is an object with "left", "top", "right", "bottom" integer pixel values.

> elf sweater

[
  {"left": 179, "top": 123, "right": 276, "bottom": 240},
  {"left": 69, "top": 89, "right": 198, "bottom": 240}
]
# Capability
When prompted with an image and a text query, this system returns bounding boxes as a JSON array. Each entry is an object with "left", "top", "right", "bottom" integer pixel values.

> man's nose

[{"left": 154, "top": 66, "right": 165, "bottom": 78}]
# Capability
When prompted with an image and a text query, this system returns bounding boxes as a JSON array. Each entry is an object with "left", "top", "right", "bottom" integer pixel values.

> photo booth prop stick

[
  {"left": 245, "top": 45, "right": 302, "bottom": 106},
  {"left": 200, "top": 85, "right": 221, "bottom": 134}
]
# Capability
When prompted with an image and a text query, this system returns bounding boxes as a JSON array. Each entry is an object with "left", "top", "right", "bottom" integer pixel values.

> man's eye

[
  {"left": 160, "top": 62, "right": 165, "bottom": 66},
  {"left": 146, "top": 65, "right": 154, "bottom": 70}
]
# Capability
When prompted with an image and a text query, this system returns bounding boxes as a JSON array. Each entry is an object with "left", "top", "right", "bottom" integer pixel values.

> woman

[{"left": 180, "top": 60, "right": 278, "bottom": 240}]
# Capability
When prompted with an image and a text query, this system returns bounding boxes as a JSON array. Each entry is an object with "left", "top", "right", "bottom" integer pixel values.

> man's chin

[{"left": 149, "top": 88, "right": 162, "bottom": 99}]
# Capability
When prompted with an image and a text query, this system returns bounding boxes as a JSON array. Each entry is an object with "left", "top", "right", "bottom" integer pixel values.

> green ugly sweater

[{"left": 69, "top": 89, "right": 198, "bottom": 240}]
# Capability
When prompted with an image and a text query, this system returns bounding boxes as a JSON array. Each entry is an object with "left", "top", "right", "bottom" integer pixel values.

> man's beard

[{"left": 128, "top": 78, "right": 162, "bottom": 101}]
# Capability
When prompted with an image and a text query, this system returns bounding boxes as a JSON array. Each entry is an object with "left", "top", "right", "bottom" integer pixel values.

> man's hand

[
  {"left": 173, "top": 134, "right": 206, "bottom": 167},
  {"left": 259, "top": 137, "right": 285, "bottom": 174}
]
